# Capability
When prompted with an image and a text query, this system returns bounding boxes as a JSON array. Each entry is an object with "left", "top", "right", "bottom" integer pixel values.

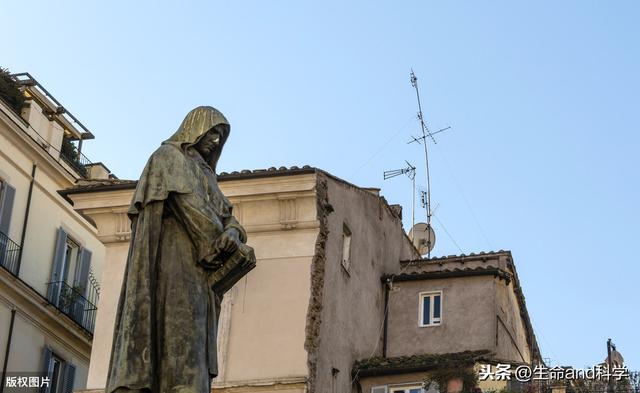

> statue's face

[{"left": 194, "top": 127, "right": 222, "bottom": 157}]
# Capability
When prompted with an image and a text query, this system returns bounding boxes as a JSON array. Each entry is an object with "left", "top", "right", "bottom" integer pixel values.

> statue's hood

[{"left": 164, "top": 106, "right": 230, "bottom": 171}]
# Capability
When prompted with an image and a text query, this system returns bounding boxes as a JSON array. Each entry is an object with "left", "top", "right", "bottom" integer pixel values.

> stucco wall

[
  {"left": 309, "top": 174, "right": 418, "bottom": 393},
  {"left": 495, "top": 277, "right": 532, "bottom": 364},
  {"left": 86, "top": 241, "right": 129, "bottom": 388},
  {"left": 221, "top": 229, "right": 316, "bottom": 382},
  {"left": 0, "top": 308, "right": 90, "bottom": 389},
  {"left": 386, "top": 275, "right": 496, "bottom": 358}
]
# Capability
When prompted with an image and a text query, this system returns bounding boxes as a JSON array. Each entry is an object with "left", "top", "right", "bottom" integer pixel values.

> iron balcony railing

[
  {"left": 46, "top": 280, "right": 99, "bottom": 334},
  {"left": 0, "top": 230, "right": 21, "bottom": 275},
  {"left": 59, "top": 140, "right": 92, "bottom": 178}
]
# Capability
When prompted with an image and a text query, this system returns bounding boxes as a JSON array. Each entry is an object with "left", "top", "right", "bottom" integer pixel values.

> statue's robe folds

[{"left": 106, "top": 143, "right": 245, "bottom": 393}]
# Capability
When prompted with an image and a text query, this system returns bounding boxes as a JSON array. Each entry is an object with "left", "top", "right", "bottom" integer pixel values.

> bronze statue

[{"left": 107, "top": 107, "right": 256, "bottom": 393}]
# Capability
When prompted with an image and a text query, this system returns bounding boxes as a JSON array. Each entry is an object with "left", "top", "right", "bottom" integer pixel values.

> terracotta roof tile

[{"left": 352, "top": 350, "right": 493, "bottom": 378}]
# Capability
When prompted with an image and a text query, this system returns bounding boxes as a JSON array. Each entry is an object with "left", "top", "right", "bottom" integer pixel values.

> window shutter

[
  {"left": 61, "top": 362, "right": 76, "bottom": 393},
  {"left": 40, "top": 346, "right": 53, "bottom": 393},
  {"left": 72, "top": 248, "right": 92, "bottom": 323},
  {"left": 0, "top": 183, "right": 16, "bottom": 271},
  {"left": 73, "top": 248, "right": 91, "bottom": 291},
  {"left": 371, "top": 386, "right": 388, "bottom": 393},
  {"left": 47, "top": 228, "right": 68, "bottom": 305},
  {"left": 0, "top": 183, "right": 16, "bottom": 236}
]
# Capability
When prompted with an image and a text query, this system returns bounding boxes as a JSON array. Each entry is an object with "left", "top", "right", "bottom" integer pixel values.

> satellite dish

[{"left": 409, "top": 222, "right": 436, "bottom": 256}]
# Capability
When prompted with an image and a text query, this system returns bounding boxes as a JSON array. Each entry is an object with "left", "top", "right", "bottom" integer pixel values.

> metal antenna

[
  {"left": 408, "top": 70, "right": 453, "bottom": 257},
  {"left": 409, "top": 70, "right": 451, "bottom": 230},
  {"left": 407, "top": 126, "right": 451, "bottom": 145},
  {"left": 384, "top": 161, "right": 417, "bottom": 238}
]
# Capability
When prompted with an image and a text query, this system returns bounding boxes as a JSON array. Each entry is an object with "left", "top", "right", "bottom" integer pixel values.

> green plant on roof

[{"left": 0, "top": 68, "right": 25, "bottom": 114}]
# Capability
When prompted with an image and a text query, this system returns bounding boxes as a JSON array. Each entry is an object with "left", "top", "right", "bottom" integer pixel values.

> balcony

[
  {"left": 0, "top": 230, "right": 21, "bottom": 275},
  {"left": 59, "top": 137, "right": 92, "bottom": 178},
  {"left": 3, "top": 72, "right": 96, "bottom": 179},
  {"left": 46, "top": 280, "right": 98, "bottom": 334}
]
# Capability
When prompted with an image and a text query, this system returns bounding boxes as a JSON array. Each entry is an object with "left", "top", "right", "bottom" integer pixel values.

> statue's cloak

[{"left": 106, "top": 107, "right": 246, "bottom": 393}]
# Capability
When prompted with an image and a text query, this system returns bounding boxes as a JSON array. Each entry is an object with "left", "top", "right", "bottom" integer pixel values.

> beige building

[{"left": 0, "top": 72, "right": 108, "bottom": 392}]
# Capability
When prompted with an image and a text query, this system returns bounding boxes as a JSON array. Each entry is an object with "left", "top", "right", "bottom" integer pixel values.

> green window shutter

[
  {"left": 0, "top": 182, "right": 16, "bottom": 236},
  {"left": 40, "top": 346, "right": 53, "bottom": 393},
  {"left": 47, "top": 228, "right": 68, "bottom": 305},
  {"left": 61, "top": 361, "right": 76, "bottom": 393}
]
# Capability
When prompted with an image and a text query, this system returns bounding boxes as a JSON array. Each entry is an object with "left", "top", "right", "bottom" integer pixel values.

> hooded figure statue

[{"left": 107, "top": 107, "right": 255, "bottom": 393}]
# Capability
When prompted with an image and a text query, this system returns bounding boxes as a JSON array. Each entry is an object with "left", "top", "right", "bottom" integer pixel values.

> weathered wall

[
  {"left": 308, "top": 174, "right": 418, "bottom": 393},
  {"left": 495, "top": 270, "right": 532, "bottom": 364},
  {"left": 384, "top": 253, "right": 537, "bottom": 366},
  {"left": 386, "top": 275, "right": 496, "bottom": 358}
]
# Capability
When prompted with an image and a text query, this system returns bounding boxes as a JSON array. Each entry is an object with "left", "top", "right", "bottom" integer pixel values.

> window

[
  {"left": 419, "top": 291, "right": 442, "bottom": 327},
  {"left": 0, "top": 180, "right": 17, "bottom": 272},
  {"left": 42, "top": 346, "right": 75, "bottom": 393},
  {"left": 371, "top": 385, "right": 424, "bottom": 393},
  {"left": 390, "top": 386, "right": 423, "bottom": 393},
  {"left": 341, "top": 223, "right": 352, "bottom": 273},
  {"left": 0, "top": 180, "right": 16, "bottom": 236},
  {"left": 47, "top": 227, "right": 93, "bottom": 329},
  {"left": 62, "top": 237, "right": 80, "bottom": 287},
  {"left": 49, "top": 354, "right": 64, "bottom": 393}
]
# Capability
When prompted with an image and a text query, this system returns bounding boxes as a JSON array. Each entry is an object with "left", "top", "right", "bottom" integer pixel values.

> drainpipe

[
  {"left": 382, "top": 278, "right": 391, "bottom": 357},
  {"left": 0, "top": 309, "right": 17, "bottom": 393},
  {"left": 16, "top": 164, "right": 36, "bottom": 275}
]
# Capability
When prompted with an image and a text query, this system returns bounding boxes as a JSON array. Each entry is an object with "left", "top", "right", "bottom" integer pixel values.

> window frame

[
  {"left": 418, "top": 290, "right": 443, "bottom": 327},
  {"left": 49, "top": 353, "right": 65, "bottom": 393},
  {"left": 42, "top": 346, "right": 76, "bottom": 393},
  {"left": 388, "top": 384, "right": 424, "bottom": 393},
  {"left": 62, "top": 236, "right": 80, "bottom": 286},
  {"left": 341, "top": 223, "right": 352, "bottom": 273}
]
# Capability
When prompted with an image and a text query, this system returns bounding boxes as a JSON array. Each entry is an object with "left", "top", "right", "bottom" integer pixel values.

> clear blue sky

[{"left": 4, "top": 1, "right": 639, "bottom": 370}]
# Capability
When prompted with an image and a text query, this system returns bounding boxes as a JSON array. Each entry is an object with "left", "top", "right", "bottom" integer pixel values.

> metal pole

[
  {"left": 16, "top": 164, "right": 36, "bottom": 275},
  {"left": 0, "top": 309, "right": 16, "bottom": 393},
  {"left": 411, "top": 71, "right": 433, "bottom": 258},
  {"left": 412, "top": 73, "right": 432, "bottom": 227},
  {"left": 382, "top": 280, "right": 390, "bottom": 357},
  {"left": 411, "top": 176, "right": 415, "bottom": 241},
  {"left": 607, "top": 338, "right": 614, "bottom": 393}
]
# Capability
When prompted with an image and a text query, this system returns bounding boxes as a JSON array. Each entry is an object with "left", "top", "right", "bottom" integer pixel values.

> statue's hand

[{"left": 217, "top": 228, "right": 241, "bottom": 254}]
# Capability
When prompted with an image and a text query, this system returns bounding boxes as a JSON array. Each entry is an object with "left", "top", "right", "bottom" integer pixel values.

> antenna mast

[
  {"left": 410, "top": 69, "right": 433, "bottom": 227},
  {"left": 408, "top": 70, "right": 451, "bottom": 257}
]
